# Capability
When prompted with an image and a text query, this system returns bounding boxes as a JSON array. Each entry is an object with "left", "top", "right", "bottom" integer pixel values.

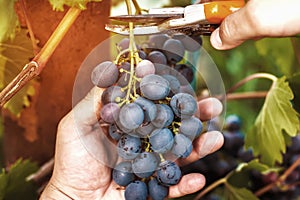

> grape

[
  {"left": 157, "top": 160, "right": 182, "bottom": 186},
  {"left": 180, "top": 35, "right": 202, "bottom": 52},
  {"left": 153, "top": 63, "right": 171, "bottom": 76},
  {"left": 149, "top": 128, "right": 174, "bottom": 153},
  {"left": 151, "top": 104, "right": 174, "bottom": 128},
  {"left": 174, "top": 64, "right": 194, "bottom": 85},
  {"left": 101, "top": 86, "right": 126, "bottom": 105},
  {"left": 136, "top": 122, "right": 155, "bottom": 137},
  {"left": 225, "top": 114, "right": 242, "bottom": 132},
  {"left": 115, "top": 119, "right": 134, "bottom": 133},
  {"left": 117, "top": 38, "right": 130, "bottom": 51},
  {"left": 125, "top": 180, "right": 148, "bottom": 200},
  {"left": 148, "top": 34, "right": 169, "bottom": 49},
  {"left": 109, "top": 123, "right": 123, "bottom": 141},
  {"left": 179, "top": 116, "right": 203, "bottom": 140},
  {"left": 119, "top": 62, "right": 131, "bottom": 71},
  {"left": 117, "top": 73, "right": 130, "bottom": 87},
  {"left": 162, "top": 38, "right": 185, "bottom": 63},
  {"left": 134, "top": 97, "right": 157, "bottom": 122},
  {"left": 162, "top": 74, "right": 181, "bottom": 95},
  {"left": 138, "top": 50, "right": 147, "bottom": 59},
  {"left": 91, "top": 61, "right": 119, "bottom": 88},
  {"left": 140, "top": 74, "right": 170, "bottom": 100},
  {"left": 171, "top": 133, "right": 193, "bottom": 158},
  {"left": 147, "top": 50, "right": 167, "bottom": 65},
  {"left": 148, "top": 178, "right": 169, "bottom": 200},
  {"left": 136, "top": 60, "right": 155, "bottom": 78},
  {"left": 170, "top": 93, "right": 197, "bottom": 119},
  {"left": 100, "top": 103, "right": 120, "bottom": 123},
  {"left": 117, "top": 134, "right": 142, "bottom": 160},
  {"left": 112, "top": 161, "right": 135, "bottom": 186},
  {"left": 119, "top": 103, "right": 144, "bottom": 130},
  {"left": 132, "top": 152, "right": 158, "bottom": 178}
]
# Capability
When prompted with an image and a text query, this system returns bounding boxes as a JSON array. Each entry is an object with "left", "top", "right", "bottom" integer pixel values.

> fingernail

[{"left": 211, "top": 29, "right": 223, "bottom": 49}]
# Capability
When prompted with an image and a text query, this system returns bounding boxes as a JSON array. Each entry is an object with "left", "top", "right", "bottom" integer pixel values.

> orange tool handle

[{"left": 204, "top": 1, "right": 245, "bottom": 24}]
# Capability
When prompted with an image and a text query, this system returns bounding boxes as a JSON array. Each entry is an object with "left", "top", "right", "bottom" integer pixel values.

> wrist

[{"left": 40, "top": 182, "right": 74, "bottom": 200}]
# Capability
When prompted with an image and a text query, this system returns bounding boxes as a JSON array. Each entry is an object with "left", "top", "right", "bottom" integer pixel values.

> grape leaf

[
  {"left": 0, "top": 159, "right": 38, "bottom": 200},
  {"left": 0, "top": 28, "right": 35, "bottom": 116},
  {"left": 228, "top": 159, "right": 281, "bottom": 187},
  {"left": 255, "top": 38, "right": 298, "bottom": 76},
  {"left": 48, "top": 0, "right": 102, "bottom": 11},
  {"left": 288, "top": 73, "right": 300, "bottom": 113},
  {"left": 0, "top": 0, "right": 19, "bottom": 42},
  {"left": 245, "top": 77, "right": 300, "bottom": 166},
  {"left": 224, "top": 183, "right": 258, "bottom": 200}
]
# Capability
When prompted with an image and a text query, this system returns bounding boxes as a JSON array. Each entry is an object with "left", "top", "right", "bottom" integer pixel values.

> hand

[
  {"left": 40, "top": 87, "right": 224, "bottom": 200},
  {"left": 210, "top": 0, "right": 300, "bottom": 50}
]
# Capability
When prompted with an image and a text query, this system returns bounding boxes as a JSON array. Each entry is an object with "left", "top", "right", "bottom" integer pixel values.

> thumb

[{"left": 210, "top": 4, "right": 254, "bottom": 50}]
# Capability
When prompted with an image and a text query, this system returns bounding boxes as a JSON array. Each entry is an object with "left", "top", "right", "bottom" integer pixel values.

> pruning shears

[{"left": 105, "top": 0, "right": 245, "bottom": 36}]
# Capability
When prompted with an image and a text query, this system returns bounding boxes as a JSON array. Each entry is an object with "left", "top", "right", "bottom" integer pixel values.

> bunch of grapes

[{"left": 91, "top": 34, "right": 203, "bottom": 200}]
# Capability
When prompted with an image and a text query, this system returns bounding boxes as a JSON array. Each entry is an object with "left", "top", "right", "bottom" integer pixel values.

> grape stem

[
  {"left": 226, "top": 73, "right": 278, "bottom": 94},
  {"left": 194, "top": 177, "right": 227, "bottom": 199},
  {"left": 255, "top": 156, "right": 300, "bottom": 197}
]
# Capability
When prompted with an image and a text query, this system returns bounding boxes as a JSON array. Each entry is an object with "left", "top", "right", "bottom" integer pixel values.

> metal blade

[
  {"left": 109, "top": 13, "right": 183, "bottom": 24},
  {"left": 105, "top": 23, "right": 218, "bottom": 36}
]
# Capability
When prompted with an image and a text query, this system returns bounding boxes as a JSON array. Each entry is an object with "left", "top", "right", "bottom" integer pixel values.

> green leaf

[
  {"left": 224, "top": 183, "right": 258, "bottom": 200},
  {"left": 255, "top": 38, "right": 298, "bottom": 76},
  {"left": 228, "top": 159, "right": 280, "bottom": 188},
  {"left": 0, "top": 159, "right": 38, "bottom": 200},
  {"left": 0, "top": 28, "right": 35, "bottom": 116},
  {"left": 0, "top": 0, "right": 19, "bottom": 42},
  {"left": 245, "top": 77, "right": 300, "bottom": 166},
  {"left": 48, "top": 0, "right": 102, "bottom": 11},
  {"left": 288, "top": 72, "right": 300, "bottom": 113}
]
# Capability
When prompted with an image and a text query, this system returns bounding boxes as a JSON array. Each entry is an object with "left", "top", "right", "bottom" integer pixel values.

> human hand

[
  {"left": 40, "top": 87, "right": 224, "bottom": 200},
  {"left": 210, "top": 0, "right": 300, "bottom": 50}
]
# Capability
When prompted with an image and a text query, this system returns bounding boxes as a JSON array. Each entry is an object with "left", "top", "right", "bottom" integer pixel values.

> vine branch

[{"left": 0, "top": 7, "right": 81, "bottom": 107}]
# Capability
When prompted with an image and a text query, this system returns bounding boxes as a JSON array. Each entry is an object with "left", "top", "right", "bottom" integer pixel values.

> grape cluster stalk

[{"left": 91, "top": 18, "right": 204, "bottom": 199}]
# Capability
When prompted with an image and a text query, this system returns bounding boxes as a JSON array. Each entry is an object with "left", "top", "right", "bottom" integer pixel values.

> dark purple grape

[
  {"left": 147, "top": 50, "right": 167, "bottom": 65},
  {"left": 136, "top": 122, "right": 155, "bottom": 137},
  {"left": 149, "top": 128, "right": 174, "bottom": 153},
  {"left": 151, "top": 104, "right": 174, "bottom": 128},
  {"left": 180, "top": 35, "right": 202, "bottom": 52},
  {"left": 148, "top": 178, "right": 169, "bottom": 200},
  {"left": 119, "top": 103, "right": 144, "bottom": 130},
  {"left": 179, "top": 116, "right": 203, "bottom": 140},
  {"left": 101, "top": 86, "right": 126, "bottom": 105},
  {"left": 109, "top": 123, "right": 124, "bottom": 141},
  {"left": 136, "top": 60, "right": 155, "bottom": 78},
  {"left": 112, "top": 161, "right": 135, "bottom": 186},
  {"left": 100, "top": 103, "right": 120, "bottom": 123},
  {"left": 117, "top": 38, "right": 130, "bottom": 51},
  {"left": 132, "top": 152, "right": 158, "bottom": 178},
  {"left": 174, "top": 64, "right": 194, "bottom": 85},
  {"left": 162, "top": 74, "right": 181, "bottom": 95},
  {"left": 157, "top": 160, "right": 182, "bottom": 186},
  {"left": 134, "top": 97, "right": 157, "bottom": 122},
  {"left": 171, "top": 133, "right": 193, "bottom": 158},
  {"left": 117, "top": 134, "right": 142, "bottom": 160},
  {"left": 140, "top": 74, "right": 170, "bottom": 100},
  {"left": 170, "top": 93, "right": 197, "bottom": 119},
  {"left": 125, "top": 180, "right": 148, "bottom": 200},
  {"left": 91, "top": 61, "right": 119, "bottom": 88},
  {"left": 225, "top": 114, "right": 242, "bottom": 132},
  {"left": 148, "top": 34, "right": 169, "bottom": 49},
  {"left": 162, "top": 38, "right": 185, "bottom": 63}
]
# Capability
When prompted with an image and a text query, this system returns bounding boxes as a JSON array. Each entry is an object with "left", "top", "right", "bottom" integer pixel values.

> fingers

[
  {"left": 210, "top": 3, "right": 255, "bottom": 50},
  {"left": 178, "top": 131, "right": 224, "bottom": 166},
  {"left": 197, "top": 97, "right": 223, "bottom": 121},
  {"left": 168, "top": 173, "right": 206, "bottom": 198}
]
